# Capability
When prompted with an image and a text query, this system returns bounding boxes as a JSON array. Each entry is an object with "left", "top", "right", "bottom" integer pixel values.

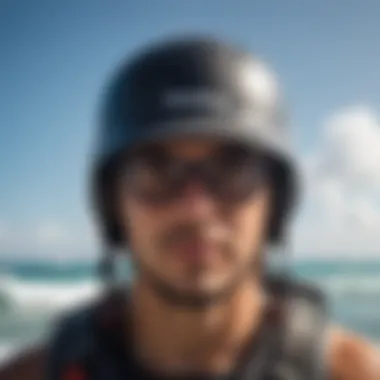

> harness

[{"left": 46, "top": 276, "right": 328, "bottom": 380}]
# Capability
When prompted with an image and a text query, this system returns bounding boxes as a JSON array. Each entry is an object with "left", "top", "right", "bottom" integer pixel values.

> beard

[
  {"left": 132, "top": 256, "right": 255, "bottom": 310},
  {"left": 129, "top": 220, "right": 259, "bottom": 309}
]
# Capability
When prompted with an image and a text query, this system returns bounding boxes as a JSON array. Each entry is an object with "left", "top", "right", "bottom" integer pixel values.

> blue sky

[{"left": 1, "top": 1, "right": 380, "bottom": 259}]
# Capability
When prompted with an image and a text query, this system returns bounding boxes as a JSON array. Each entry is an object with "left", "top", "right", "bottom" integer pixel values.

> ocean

[{"left": 0, "top": 258, "right": 379, "bottom": 364}]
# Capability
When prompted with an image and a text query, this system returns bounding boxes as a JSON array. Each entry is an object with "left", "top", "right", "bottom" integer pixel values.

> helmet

[{"left": 91, "top": 36, "right": 298, "bottom": 251}]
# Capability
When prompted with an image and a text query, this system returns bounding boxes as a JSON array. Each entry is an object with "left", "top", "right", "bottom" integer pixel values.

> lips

[{"left": 172, "top": 238, "right": 219, "bottom": 262}]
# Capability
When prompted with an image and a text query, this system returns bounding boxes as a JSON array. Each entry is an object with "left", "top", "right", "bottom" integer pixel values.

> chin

[
  {"left": 179, "top": 276, "right": 227, "bottom": 294},
  {"left": 154, "top": 276, "right": 240, "bottom": 309},
  {"left": 139, "top": 263, "right": 243, "bottom": 308}
]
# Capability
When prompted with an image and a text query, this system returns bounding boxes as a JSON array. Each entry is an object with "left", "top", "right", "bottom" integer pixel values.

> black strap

[{"left": 263, "top": 279, "right": 328, "bottom": 380}]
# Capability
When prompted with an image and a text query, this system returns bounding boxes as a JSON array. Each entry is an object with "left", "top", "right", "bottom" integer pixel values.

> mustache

[{"left": 158, "top": 222, "right": 230, "bottom": 250}]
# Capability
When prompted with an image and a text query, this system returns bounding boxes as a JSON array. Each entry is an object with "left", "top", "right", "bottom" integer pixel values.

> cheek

[
  {"left": 121, "top": 197, "right": 165, "bottom": 256},
  {"left": 232, "top": 193, "right": 271, "bottom": 259}
]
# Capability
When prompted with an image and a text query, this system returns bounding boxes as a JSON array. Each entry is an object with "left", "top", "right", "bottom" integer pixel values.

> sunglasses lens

[
  {"left": 204, "top": 145, "right": 269, "bottom": 201},
  {"left": 124, "top": 147, "right": 179, "bottom": 203},
  {"left": 123, "top": 144, "right": 270, "bottom": 204}
]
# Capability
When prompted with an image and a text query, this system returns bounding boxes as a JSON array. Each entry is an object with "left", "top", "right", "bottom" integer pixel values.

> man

[{"left": 0, "top": 36, "right": 378, "bottom": 380}]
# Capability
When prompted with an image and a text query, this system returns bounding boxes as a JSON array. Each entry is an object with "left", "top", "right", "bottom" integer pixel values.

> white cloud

[{"left": 293, "top": 106, "right": 380, "bottom": 257}]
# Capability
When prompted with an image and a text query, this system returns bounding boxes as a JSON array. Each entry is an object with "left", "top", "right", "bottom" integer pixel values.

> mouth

[{"left": 170, "top": 238, "right": 221, "bottom": 263}]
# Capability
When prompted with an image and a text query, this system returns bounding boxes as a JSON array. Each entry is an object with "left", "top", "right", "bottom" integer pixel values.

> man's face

[{"left": 117, "top": 138, "right": 272, "bottom": 307}]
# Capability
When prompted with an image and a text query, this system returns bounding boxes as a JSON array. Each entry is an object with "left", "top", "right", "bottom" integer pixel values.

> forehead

[{"left": 137, "top": 137, "right": 229, "bottom": 160}]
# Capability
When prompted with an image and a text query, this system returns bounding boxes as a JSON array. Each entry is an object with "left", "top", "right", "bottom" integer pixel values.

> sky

[{"left": 0, "top": 1, "right": 379, "bottom": 261}]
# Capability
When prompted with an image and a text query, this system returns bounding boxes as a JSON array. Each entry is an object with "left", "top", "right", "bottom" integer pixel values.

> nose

[{"left": 178, "top": 180, "right": 216, "bottom": 218}]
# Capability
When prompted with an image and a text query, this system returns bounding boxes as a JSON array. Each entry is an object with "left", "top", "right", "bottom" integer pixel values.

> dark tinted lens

[
  {"left": 123, "top": 143, "right": 270, "bottom": 204},
  {"left": 205, "top": 144, "right": 269, "bottom": 201},
  {"left": 125, "top": 147, "right": 179, "bottom": 202}
]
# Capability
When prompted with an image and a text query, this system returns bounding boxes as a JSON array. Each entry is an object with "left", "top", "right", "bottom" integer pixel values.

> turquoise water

[{"left": 0, "top": 258, "right": 379, "bottom": 362}]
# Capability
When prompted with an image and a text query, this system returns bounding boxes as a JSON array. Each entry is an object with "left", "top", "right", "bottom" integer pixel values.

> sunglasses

[{"left": 121, "top": 143, "right": 272, "bottom": 205}]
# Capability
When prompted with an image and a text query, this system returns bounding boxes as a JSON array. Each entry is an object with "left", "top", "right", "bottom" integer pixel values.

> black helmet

[{"left": 91, "top": 36, "right": 297, "bottom": 251}]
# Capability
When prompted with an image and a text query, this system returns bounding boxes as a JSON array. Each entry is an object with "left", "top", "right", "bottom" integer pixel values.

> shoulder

[
  {"left": 49, "top": 288, "right": 126, "bottom": 344},
  {"left": 0, "top": 306, "right": 93, "bottom": 380},
  {"left": 0, "top": 298, "right": 105, "bottom": 380},
  {"left": 46, "top": 298, "right": 101, "bottom": 378},
  {"left": 326, "top": 326, "right": 380, "bottom": 380},
  {"left": 47, "top": 289, "right": 127, "bottom": 371},
  {"left": 0, "top": 345, "right": 47, "bottom": 380},
  {"left": 50, "top": 300, "right": 98, "bottom": 345}
]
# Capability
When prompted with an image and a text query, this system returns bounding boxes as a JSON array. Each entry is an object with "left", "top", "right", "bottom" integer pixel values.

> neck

[{"left": 129, "top": 278, "right": 266, "bottom": 375}]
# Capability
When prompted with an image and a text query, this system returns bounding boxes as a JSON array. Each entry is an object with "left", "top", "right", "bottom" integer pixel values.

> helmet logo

[{"left": 161, "top": 89, "right": 233, "bottom": 113}]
